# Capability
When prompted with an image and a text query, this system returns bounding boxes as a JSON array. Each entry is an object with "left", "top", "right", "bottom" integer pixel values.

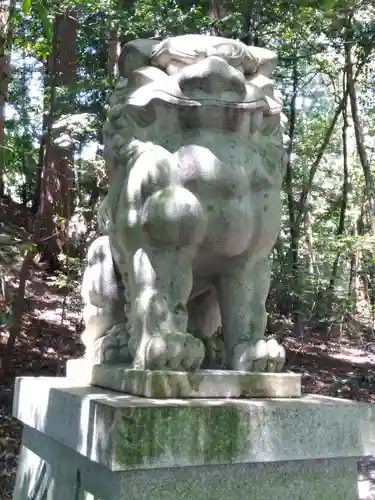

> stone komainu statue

[{"left": 81, "top": 34, "right": 288, "bottom": 372}]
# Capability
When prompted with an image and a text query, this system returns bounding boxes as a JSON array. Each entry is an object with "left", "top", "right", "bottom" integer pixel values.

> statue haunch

[{"left": 81, "top": 34, "right": 289, "bottom": 372}]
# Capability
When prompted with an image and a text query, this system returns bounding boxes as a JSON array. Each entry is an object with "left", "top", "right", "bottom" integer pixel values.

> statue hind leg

[
  {"left": 81, "top": 235, "right": 131, "bottom": 364},
  {"left": 216, "top": 256, "right": 285, "bottom": 372}
]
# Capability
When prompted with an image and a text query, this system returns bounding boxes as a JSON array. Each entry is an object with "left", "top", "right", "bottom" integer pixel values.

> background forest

[{"left": 1, "top": 0, "right": 375, "bottom": 497}]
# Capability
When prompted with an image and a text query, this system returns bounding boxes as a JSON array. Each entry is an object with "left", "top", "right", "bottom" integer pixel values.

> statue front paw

[
  {"left": 231, "top": 338, "right": 286, "bottom": 372},
  {"left": 134, "top": 333, "right": 205, "bottom": 371},
  {"left": 85, "top": 323, "right": 131, "bottom": 364}
]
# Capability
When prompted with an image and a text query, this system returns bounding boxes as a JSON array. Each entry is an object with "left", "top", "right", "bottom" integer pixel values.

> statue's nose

[{"left": 177, "top": 56, "right": 246, "bottom": 98}]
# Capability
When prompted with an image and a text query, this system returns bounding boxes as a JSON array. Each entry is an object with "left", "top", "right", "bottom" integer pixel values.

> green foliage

[
  {"left": 21, "top": 0, "right": 31, "bottom": 15},
  {"left": 3, "top": 0, "right": 375, "bottom": 332},
  {"left": 47, "top": 254, "right": 82, "bottom": 289},
  {"left": 19, "top": 242, "right": 37, "bottom": 256},
  {"left": 122, "top": 0, "right": 212, "bottom": 39}
]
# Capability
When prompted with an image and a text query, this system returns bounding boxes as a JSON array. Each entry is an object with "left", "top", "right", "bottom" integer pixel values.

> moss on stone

[{"left": 113, "top": 405, "right": 249, "bottom": 468}]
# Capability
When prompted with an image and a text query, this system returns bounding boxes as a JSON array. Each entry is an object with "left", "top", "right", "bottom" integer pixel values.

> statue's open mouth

[
  {"left": 124, "top": 84, "right": 282, "bottom": 121},
  {"left": 124, "top": 96, "right": 280, "bottom": 134},
  {"left": 124, "top": 91, "right": 282, "bottom": 134},
  {"left": 123, "top": 54, "right": 282, "bottom": 119},
  {"left": 126, "top": 91, "right": 269, "bottom": 111}
]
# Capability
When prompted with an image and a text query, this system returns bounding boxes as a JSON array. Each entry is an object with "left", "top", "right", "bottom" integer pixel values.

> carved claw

[
  {"left": 85, "top": 323, "right": 131, "bottom": 364},
  {"left": 134, "top": 333, "right": 205, "bottom": 371},
  {"left": 231, "top": 338, "right": 286, "bottom": 372}
]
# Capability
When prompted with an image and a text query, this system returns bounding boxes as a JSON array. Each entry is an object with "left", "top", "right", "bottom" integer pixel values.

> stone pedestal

[
  {"left": 12, "top": 377, "right": 375, "bottom": 500},
  {"left": 66, "top": 358, "right": 302, "bottom": 398}
]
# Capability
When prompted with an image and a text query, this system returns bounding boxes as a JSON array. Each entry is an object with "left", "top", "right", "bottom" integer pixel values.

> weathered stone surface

[
  {"left": 79, "top": 34, "right": 289, "bottom": 375},
  {"left": 13, "top": 427, "right": 360, "bottom": 500},
  {"left": 14, "top": 425, "right": 361, "bottom": 500},
  {"left": 67, "top": 359, "right": 301, "bottom": 398},
  {"left": 13, "top": 377, "right": 375, "bottom": 472}
]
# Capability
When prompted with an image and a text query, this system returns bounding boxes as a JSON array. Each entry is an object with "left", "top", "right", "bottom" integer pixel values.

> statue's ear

[
  {"left": 118, "top": 39, "right": 161, "bottom": 78},
  {"left": 244, "top": 46, "right": 278, "bottom": 77},
  {"left": 124, "top": 102, "right": 157, "bottom": 129}
]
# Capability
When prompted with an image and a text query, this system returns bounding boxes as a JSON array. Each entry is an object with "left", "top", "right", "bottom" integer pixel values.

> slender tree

[
  {"left": 37, "top": 9, "right": 77, "bottom": 267},
  {"left": 0, "top": 0, "right": 16, "bottom": 197}
]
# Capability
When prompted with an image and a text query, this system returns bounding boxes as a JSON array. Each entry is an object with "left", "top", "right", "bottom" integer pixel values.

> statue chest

[
  {"left": 195, "top": 189, "right": 281, "bottom": 258},
  {"left": 175, "top": 144, "right": 251, "bottom": 197}
]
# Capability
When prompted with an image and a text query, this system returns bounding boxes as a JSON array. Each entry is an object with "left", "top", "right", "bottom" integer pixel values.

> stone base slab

[
  {"left": 14, "top": 427, "right": 360, "bottom": 500},
  {"left": 12, "top": 376, "right": 375, "bottom": 499},
  {"left": 13, "top": 377, "right": 375, "bottom": 472},
  {"left": 66, "top": 358, "right": 301, "bottom": 398}
]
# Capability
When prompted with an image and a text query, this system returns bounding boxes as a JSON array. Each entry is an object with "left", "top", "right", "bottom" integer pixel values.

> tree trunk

[
  {"left": 107, "top": 26, "right": 120, "bottom": 81},
  {"left": 32, "top": 62, "right": 49, "bottom": 214},
  {"left": 283, "top": 56, "right": 306, "bottom": 328},
  {"left": 37, "top": 11, "right": 77, "bottom": 268},
  {"left": 0, "top": 0, "right": 15, "bottom": 197},
  {"left": 329, "top": 70, "right": 349, "bottom": 289},
  {"left": 346, "top": 41, "right": 375, "bottom": 235},
  {"left": 304, "top": 211, "right": 318, "bottom": 276},
  {"left": 285, "top": 57, "right": 299, "bottom": 284},
  {"left": 1, "top": 250, "right": 34, "bottom": 377},
  {"left": 241, "top": 1, "right": 255, "bottom": 45}
]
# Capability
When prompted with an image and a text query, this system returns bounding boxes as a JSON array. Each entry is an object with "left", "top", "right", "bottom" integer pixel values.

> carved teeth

[
  {"left": 263, "top": 96, "right": 283, "bottom": 116},
  {"left": 244, "top": 82, "right": 267, "bottom": 103},
  {"left": 250, "top": 110, "right": 263, "bottom": 133},
  {"left": 245, "top": 74, "right": 275, "bottom": 98}
]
